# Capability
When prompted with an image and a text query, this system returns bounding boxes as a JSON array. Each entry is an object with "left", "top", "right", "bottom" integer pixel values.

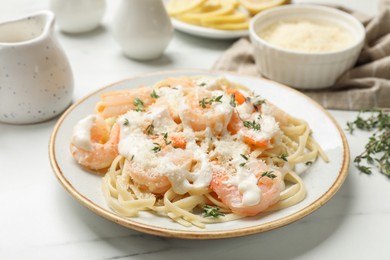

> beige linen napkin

[{"left": 213, "top": 2, "right": 390, "bottom": 110}]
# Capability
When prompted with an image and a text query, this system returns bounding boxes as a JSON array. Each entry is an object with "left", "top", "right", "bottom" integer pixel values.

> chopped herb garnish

[
  {"left": 130, "top": 155, "right": 134, "bottom": 161},
  {"left": 243, "top": 120, "right": 261, "bottom": 131},
  {"left": 133, "top": 98, "right": 145, "bottom": 112},
  {"left": 163, "top": 132, "right": 172, "bottom": 145},
  {"left": 199, "top": 95, "right": 223, "bottom": 108},
  {"left": 277, "top": 153, "right": 288, "bottom": 162},
  {"left": 150, "top": 90, "right": 159, "bottom": 99},
  {"left": 123, "top": 118, "right": 129, "bottom": 126},
  {"left": 305, "top": 161, "right": 313, "bottom": 166},
  {"left": 202, "top": 205, "right": 225, "bottom": 218},
  {"left": 145, "top": 121, "right": 154, "bottom": 135},
  {"left": 260, "top": 171, "right": 277, "bottom": 180},
  {"left": 230, "top": 93, "right": 237, "bottom": 107},
  {"left": 253, "top": 97, "right": 266, "bottom": 112},
  {"left": 152, "top": 142, "right": 161, "bottom": 153},
  {"left": 346, "top": 108, "right": 390, "bottom": 176},
  {"left": 240, "top": 154, "right": 249, "bottom": 161}
]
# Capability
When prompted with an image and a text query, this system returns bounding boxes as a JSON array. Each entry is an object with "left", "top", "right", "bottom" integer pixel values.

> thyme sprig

[
  {"left": 133, "top": 98, "right": 145, "bottom": 112},
  {"left": 243, "top": 120, "right": 261, "bottom": 131},
  {"left": 202, "top": 205, "right": 225, "bottom": 218},
  {"left": 346, "top": 109, "right": 390, "bottom": 176},
  {"left": 152, "top": 142, "right": 162, "bottom": 153},
  {"left": 199, "top": 95, "right": 223, "bottom": 108},
  {"left": 239, "top": 153, "right": 249, "bottom": 167},
  {"left": 260, "top": 171, "right": 277, "bottom": 180},
  {"left": 229, "top": 93, "right": 237, "bottom": 107},
  {"left": 150, "top": 90, "right": 159, "bottom": 99},
  {"left": 277, "top": 153, "right": 288, "bottom": 162},
  {"left": 145, "top": 121, "right": 154, "bottom": 135},
  {"left": 163, "top": 132, "right": 172, "bottom": 145}
]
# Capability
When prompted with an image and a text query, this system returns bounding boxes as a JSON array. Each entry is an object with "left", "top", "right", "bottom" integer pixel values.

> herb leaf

[
  {"left": 202, "top": 205, "right": 225, "bottom": 218},
  {"left": 199, "top": 95, "right": 223, "bottom": 108},
  {"left": 152, "top": 142, "right": 161, "bottom": 153},
  {"left": 145, "top": 121, "right": 155, "bottom": 135},
  {"left": 133, "top": 98, "right": 145, "bottom": 112},
  {"left": 260, "top": 171, "right": 277, "bottom": 180},
  {"left": 230, "top": 94, "right": 237, "bottom": 107},
  {"left": 163, "top": 132, "right": 172, "bottom": 145},
  {"left": 243, "top": 120, "right": 261, "bottom": 131},
  {"left": 277, "top": 153, "right": 288, "bottom": 162},
  {"left": 150, "top": 90, "right": 159, "bottom": 99}
]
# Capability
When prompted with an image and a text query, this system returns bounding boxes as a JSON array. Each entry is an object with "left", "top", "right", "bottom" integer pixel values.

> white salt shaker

[
  {"left": 50, "top": 0, "right": 106, "bottom": 33},
  {"left": 112, "top": 0, "right": 173, "bottom": 60},
  {"left": 0, "top": 11, "right": 74, "bottom": 124}
]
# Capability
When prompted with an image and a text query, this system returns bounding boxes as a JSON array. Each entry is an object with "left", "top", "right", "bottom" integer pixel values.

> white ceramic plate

[
  {"left": 49, "top": 69, "right": 349, "bottom": 239},
  {"left": 171, "top": 18, "right": 248, "bottom": 39}
]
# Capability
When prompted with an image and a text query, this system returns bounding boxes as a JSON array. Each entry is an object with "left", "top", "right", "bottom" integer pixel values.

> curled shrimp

[
  {"left": 70, "top": 115, "right": 120, "bottom": 171},
  {"left": 124, "top": 146, "right": 193, "bottom": 194},
  {"left": 209, "top": 161, "right": 284, "bottom": 216},
  {"left": 180, "top": 89, "right": 233, "bottom": 135},
  {"left": 153, "top": 77, "right": 195, "bottom": 89},
  {"left": 96, "top": 87, "right": 155, "bottom": 119}
]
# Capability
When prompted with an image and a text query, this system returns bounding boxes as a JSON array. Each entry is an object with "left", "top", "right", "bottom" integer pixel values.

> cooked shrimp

[
  {"left": 70, "top": 116, "right": 120, "bottom": 171},
  {"left": 209, "top": 160, "right": 284, "bottom": 216},
  {"left": 153, "top": 77, "right": 195, "bottom": 89},
  {"left": 180, "top": 89, "right": 233, "bottom": 135},
  {"left": 152, "top": 132, "right": 187, "bottom": 149},
  {"left": 96, "top": 87, "right": 155, "bottom": 118},
  {"left": 124, "top": 147, "right": 193, "bottom": 194}
]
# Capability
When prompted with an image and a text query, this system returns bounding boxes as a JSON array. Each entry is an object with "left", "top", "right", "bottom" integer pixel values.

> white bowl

[{"left": 249, "top": 5, "right": 365, "bottom": 89}]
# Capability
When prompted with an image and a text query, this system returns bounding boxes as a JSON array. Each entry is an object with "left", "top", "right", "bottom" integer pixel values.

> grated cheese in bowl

[{"left": 258, "top": 19, "right": 355, "bottom": 53}]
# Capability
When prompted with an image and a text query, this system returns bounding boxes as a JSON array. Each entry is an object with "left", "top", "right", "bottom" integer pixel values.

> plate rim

[
  {"left": 49, "top": 69, "right": 350, "bottom": 239},
  {"left": 171, "top": 18, "right": 249, "bottom": 39}
]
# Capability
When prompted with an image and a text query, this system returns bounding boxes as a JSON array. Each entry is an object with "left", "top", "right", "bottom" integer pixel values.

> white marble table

[{"left": 1, "top": 1, "right": 389, "bottom": 259}]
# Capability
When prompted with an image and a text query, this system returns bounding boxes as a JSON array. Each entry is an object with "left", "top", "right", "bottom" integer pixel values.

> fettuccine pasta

[{"left": 70, "top": 76, "right": 328, "bottom": 228}]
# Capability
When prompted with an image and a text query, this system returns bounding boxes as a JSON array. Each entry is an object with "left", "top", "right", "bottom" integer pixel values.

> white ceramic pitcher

[
  {"left": 50, "top": 0, "right": 106, "bottom": 33},
  {"left": 112, "top": 0, "right": 173, "bottom": 60},
  {"left": 0, "top": 11, "right": 74, "bottom": 124}
]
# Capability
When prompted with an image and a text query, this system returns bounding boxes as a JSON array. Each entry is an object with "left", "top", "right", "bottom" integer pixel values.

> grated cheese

[{"left": 259, "top": 19, "right": 355, "bottom": 53}]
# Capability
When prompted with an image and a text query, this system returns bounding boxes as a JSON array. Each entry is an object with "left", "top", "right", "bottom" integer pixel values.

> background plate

[
  {"left": 171, "top": 18, "right": 248, "bottom": 39},
  {"left": 49, "top": 69, "right": 349, "bottom": 239}
]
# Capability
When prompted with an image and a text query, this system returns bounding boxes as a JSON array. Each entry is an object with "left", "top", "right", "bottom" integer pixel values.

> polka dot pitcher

[{"left": 0, "top": 10, "right": 74, "bottom": 124}]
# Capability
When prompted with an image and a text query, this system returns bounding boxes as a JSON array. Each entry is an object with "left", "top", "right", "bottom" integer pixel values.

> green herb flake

[
  {"left": 240, "top": 154, "right": 249, "bottom": 161},
  {"left": 202, "top": 205, "right": 225, "bottom": 218},
  {"left": 145, "top": 121, "right": 155, "bottom": 135},
  {"left": 133, "top": 98, "right": 145, "bottom": 112},
  {"left": 230, "top": 93, "right": 237, "bottom": 108},
  {"left": 243, "top": 120, "right": 261, "bottom": 131},
  {"left": 150, "top": 90, "right": 159, "bottom": 99},
  {"left": 163, "top": 132, "right": 172, "bottom": 145},
  {"left": 199, "top": 95, "right": 223, "bottom": 108},
  {"left": 277, "top": 153, "right": 288, "bottom": 162},
  {"left": 123, "top": 118, "right": 130, "bottom": 126},
  {"left": 152, "top": 142, "right": 162, "bottom": 153},
  {"left": 260, "top": 171, "right": 277, "bottom": 181}
]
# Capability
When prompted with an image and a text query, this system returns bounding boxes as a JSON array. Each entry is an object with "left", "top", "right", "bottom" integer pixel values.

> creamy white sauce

[
  {"left": 239, "top": 114, "right": 280, "bottom": 142},
  {"left": 107, "top": 78, "right": 283, "bottom": 202},
  {"left": 226, "top": 166, "right": 261, "bottom": 206},
  {"left": 71, "top": 114, "right": 96, "bottom": 151},
  {"left": 194, "top": 77, "right": 223, "bottom": 90}
]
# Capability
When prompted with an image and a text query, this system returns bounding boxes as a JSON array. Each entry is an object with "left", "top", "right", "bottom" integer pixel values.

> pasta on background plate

[{"left": 70, "top": 76, "right": 328, "bottom": 228}]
